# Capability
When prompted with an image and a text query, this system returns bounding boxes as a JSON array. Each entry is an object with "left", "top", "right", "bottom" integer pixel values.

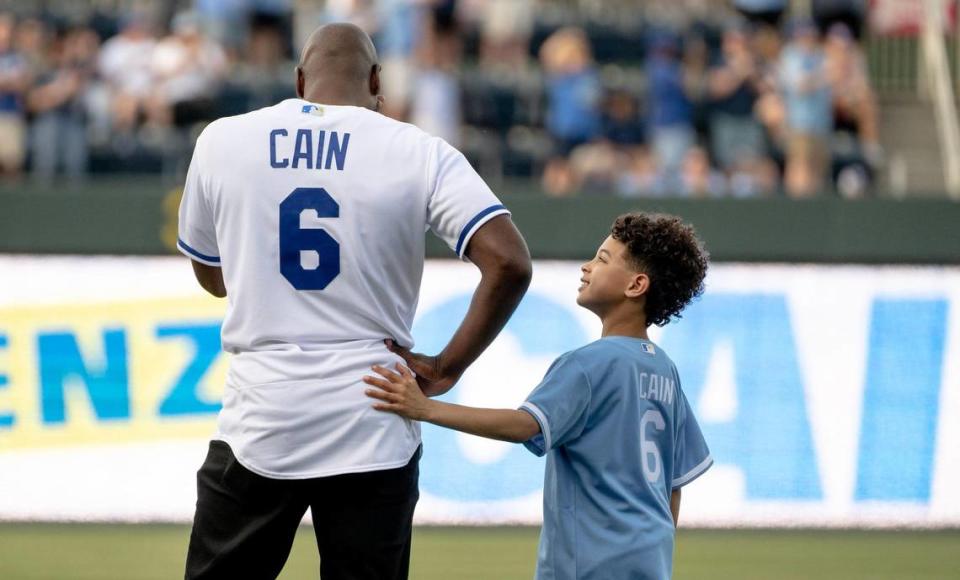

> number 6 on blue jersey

[{"left": 279, "top": 187, "right": 340, "bottom": 290}]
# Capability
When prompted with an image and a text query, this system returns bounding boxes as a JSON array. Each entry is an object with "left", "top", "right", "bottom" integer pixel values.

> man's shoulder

[{"left": 363, "top": 110, "right": 438, "bottom": 145}]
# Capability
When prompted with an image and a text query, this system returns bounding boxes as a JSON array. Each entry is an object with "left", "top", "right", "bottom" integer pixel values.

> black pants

[{"left": 185, "top": 441, "right": 421, "bottom": 579}]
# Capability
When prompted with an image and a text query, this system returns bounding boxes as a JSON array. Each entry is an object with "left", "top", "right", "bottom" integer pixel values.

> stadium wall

[
  {"left": 2, "top": 180, "right": 960, "bottom": 263},
  {"left": 0, "top": 257, "right": 958, "bottom": 527}
]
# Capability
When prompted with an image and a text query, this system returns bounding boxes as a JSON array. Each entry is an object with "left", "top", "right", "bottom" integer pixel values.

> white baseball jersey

[{"left": 177, "top": 98, "right": 509, "bottom": 479}]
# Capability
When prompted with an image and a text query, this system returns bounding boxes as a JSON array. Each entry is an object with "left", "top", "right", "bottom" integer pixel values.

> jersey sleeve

[
  {"left": 426, "top": 137, "right": 510, "bottom": 259},
  {"left": 519, "top": 353, "right": 592, "bottom": 457},
  {"left": 671, "top": 390, "right": 713, "bottom": 488},
  {"left": 177, "top": 133, "right": 221, "bottom": 267}
]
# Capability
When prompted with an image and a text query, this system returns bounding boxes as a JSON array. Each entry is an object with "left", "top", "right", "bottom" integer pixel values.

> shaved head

[{"left": 296, "top": 23, "right": 382, "bottom": 111}]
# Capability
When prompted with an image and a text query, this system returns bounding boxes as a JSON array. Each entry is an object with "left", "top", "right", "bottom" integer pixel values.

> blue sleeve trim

[
  {"left": 455, "top": 204, "right": 507, "bottom": 257},
  {"left": 177, "top": 238, "right": 221, "bottom": 264}
]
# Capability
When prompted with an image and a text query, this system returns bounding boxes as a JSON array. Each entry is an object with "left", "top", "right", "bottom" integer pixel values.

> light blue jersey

[{"left": 520, "top": 336, "right": 712, "bottom": 580}]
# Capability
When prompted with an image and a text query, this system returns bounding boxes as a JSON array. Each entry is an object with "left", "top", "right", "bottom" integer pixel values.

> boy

[{"left": 364, "top": 213, "right": 712, "bottom": 580}]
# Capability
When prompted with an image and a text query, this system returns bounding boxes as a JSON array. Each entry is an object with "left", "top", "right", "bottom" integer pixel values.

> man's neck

[{"left": 301, "top": 90, "right": 370, "bottom": 109}]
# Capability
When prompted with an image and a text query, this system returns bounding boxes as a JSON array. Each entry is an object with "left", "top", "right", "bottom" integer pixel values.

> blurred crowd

[
  {"left": 0, "top": 3, "right": 290, "bottom": 180},
  {"left": 0, "top": 0, "right": 877, "bottom": 197}
]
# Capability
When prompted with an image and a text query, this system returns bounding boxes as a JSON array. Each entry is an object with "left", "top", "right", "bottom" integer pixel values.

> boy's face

[{"left": 577, "top": 236, "right": 649, "bottom": 314}]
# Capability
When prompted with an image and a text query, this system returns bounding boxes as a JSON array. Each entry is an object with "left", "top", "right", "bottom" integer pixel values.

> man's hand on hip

[{"left": 385, "top": 339, "right": 460, "bottom": 397}]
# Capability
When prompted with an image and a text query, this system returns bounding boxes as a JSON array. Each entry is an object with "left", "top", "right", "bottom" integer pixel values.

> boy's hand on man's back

[{"left": 364, "top": 363, "right": 435, "bottom": 421}]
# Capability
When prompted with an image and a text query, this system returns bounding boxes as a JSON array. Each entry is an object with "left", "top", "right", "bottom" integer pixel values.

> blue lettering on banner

[
  {"left": 855, "top": 299, "right": 948, "bottom": 502},
  {"left": 38, "top": 330, "right": 130, "bottom": 424},
  {"left": 413, "top": 292, "right": 588, "bottom": 501},
  {"left": 658, "top": 294, "right": 823, "bottom": 500},
  {"left": 270, "top": 129, "right": 289, "bottom": 168},
  {"left": 0, "top": 334, "right": 12, "bottom": 428},
  {"left": 156, "top": 323, "right": 223, "bottom": 416}
]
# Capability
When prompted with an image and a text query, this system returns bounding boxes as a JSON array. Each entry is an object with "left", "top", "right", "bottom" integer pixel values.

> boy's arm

[
  {"left": 670, "top": 488, "right": 681, "bottom": 527},
  {"left": 364, "top": 364, "right": 541, "bottom": 443},
  {"left": 423, "top": 401, "right": 541, "bottom": 443}
]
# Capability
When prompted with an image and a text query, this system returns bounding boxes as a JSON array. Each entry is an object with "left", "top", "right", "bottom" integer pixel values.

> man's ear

[
  {"left": 369, "top": 63, "right": 381, "bottom": 97},
  {"left": 295, "top": 66, "right": 305, "bottom": 98},
  {"left": 625, "top": 272, "right": 650, "bottom": 299}
]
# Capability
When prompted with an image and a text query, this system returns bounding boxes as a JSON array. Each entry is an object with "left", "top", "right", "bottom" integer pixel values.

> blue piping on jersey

[
  {"left": 455, "top": 204, "right": 507, "bottom": 257},
  {"left": 178, "top": 238, "right": 221, "bottom": 264}
]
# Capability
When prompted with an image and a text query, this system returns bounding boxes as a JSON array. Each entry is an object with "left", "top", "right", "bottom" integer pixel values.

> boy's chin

[{"left": 575, "top": 293, "right": 595, "bottom": 311}]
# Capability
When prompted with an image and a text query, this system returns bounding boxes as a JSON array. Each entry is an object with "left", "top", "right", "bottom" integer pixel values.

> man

[{"left": 177, "top": 23, "right": 531, "bottom": 579}]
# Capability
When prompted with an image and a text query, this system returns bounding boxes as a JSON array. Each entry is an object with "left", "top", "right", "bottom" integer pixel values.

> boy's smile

[{"left": 577, "top": 236, "right": 645, "bottom": 312}]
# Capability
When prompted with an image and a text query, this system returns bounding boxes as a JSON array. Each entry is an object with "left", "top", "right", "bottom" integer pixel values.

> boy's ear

[{"left": 625, "top": 272, "right": 650, "bottom": 299}]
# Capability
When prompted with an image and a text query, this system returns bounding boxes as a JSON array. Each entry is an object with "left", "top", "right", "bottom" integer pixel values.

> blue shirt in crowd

[
  {"left": 646, "top": 57, "right": 693, "bottom": 129},
  {"left": 520, "top": 337, "right": 712, "bottom": 580},
  {"left": 546, "top": 68, "right": 602, "bottom": 144},
  {"left": 0, "top": 51, "right": 26, "bottom": 114}
]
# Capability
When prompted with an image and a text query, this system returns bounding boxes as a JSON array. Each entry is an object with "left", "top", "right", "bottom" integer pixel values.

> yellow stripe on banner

[{"left": 0, "top": 296, "right": 228, "bottom": 451}]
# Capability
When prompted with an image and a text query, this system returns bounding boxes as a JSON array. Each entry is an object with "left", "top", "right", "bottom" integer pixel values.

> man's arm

[
  {"left": 670, "top": 488, "right": 681, "bottom": 527},
  {"left": 387, "top": 214, "right": 532, "bottom": 396},
  {"left": 191, "top": 260, "right": 227, "bottom": 298},
  {"left": 364, "top": 363, "right": 541, "bottom": 443}
]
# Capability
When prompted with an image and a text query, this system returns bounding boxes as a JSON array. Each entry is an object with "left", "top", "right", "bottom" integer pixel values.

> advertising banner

[{"left": 0, "top": 257, "right": 958, "bottom": 527}]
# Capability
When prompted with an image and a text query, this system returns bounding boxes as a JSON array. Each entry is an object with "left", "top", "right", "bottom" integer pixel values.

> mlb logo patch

[
  {"left": 641, "top": 343, "right": 656, "bottom": 355},
  {"left": 301, "top": 104, "right": 324, "bottom": 116}
]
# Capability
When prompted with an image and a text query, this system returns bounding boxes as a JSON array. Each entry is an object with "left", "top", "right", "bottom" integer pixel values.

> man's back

[
  {"left": 521, "top": 337, "right": 712, "bottom": 580},
  {"left": 178, "top": 98, "right": 509, "bottom": 478}
]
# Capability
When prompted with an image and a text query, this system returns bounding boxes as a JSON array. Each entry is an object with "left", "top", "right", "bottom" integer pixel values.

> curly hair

[{"left": 610, "top": 212, "right": 709, "bottom": 327}]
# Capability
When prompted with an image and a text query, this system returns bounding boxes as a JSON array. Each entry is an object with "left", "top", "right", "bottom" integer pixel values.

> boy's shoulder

[{"left": 564, "top": 337, "right": 678, "bottom": 376}]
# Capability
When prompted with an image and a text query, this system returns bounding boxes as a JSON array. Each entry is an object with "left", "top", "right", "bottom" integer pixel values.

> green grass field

[{"left": 0, "top": 524, "right": 957, "bottom": 579}]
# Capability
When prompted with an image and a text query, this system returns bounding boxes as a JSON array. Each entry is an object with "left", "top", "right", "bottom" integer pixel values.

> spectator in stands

[
  {"left": 478, "top": 0, "right": 534, "bottom": 72},
  {"left": 195, "top": 0, "right": 293, "bottom": 52},
  {"left": 27, "top": 25, "right": 99, "bottom": 181},
  {"left": 602, "top": 90, "right": 645, "bottom": 147},
  {"left": 732, "top": 0, "right": 787, "bottom": 28},
  {"left": 825, "top": 23, "right": 881, "bottom": 166},
  {"left": 813, "top": 0, "right": 866, "bottom": 40},
  {"left": 707, "top": 24, "right": 767, "bottom": 175},
  {"left": 234, "top": 15, "right": 292, "bottom": 110},
  {"left": 0, "top": 14, "right": 29, "bottom": 178},
  {"left": 411, "top": 0, "right": 463, "bottom": 145},
  {"left": 541, "top": 155, "right": 580, "bottom": 197},
  {"left": 680, "top": 145, "right": 727, "bottom": 197},
  {"left": 616, "top": 146, "right": 664, "bottom": 198},
  {"left": 14, "top": 16, "right": 47, "bottom": 75},
  {"left": 646, "top": 33, "right": 695, "bottom": 183},
  {"left": 321, "top": 0, "right": 379, "bottom": 32},
  {"left": 375, "top": 0, "right": 420, "bottom": 121},
  {"left": 567, "top": 140, "right": 630, "bottom": 195},
  {"left": 146, "top": 11, "right": 227, "bottom": 128},
  {"left": 779, "top": 20, "right": 832, "bottom": 197},
  {"left": 97, "top": 13, "right": 156, "bottom": 133},
  {"left": 539, "top": 27, "right": 602, "bottom": 155}
]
